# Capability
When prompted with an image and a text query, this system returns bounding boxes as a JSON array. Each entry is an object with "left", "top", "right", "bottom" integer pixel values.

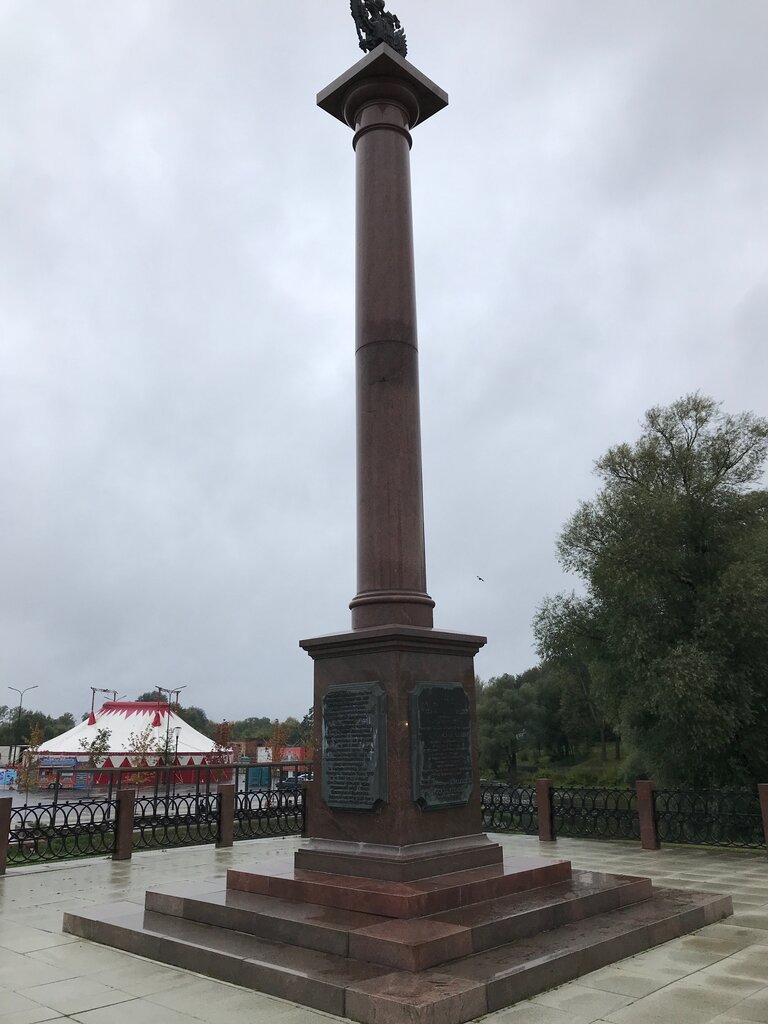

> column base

[{"left": 294, "top": 834, "right": 503, "bottom": 882}]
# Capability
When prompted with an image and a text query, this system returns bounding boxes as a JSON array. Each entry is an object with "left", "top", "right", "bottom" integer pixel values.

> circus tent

[{"left": 37, "top": 701, "right": 220, "bottom": 776}]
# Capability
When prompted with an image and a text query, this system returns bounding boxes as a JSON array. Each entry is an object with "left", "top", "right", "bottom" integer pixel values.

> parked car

[{"left": 274, "top": 773, "right": 311, "bottom": 793}]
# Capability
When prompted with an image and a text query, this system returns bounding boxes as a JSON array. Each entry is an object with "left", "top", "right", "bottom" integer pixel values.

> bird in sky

[{"left": 477, "top": 576, "right": 485, "bottom": 582}]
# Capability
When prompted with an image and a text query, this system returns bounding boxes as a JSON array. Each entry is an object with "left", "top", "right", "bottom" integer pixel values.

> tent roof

[{"left": 38, "top": 701, "right": 218, "bottom": 755}]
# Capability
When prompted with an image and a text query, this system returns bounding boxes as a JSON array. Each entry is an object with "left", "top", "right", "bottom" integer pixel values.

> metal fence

[
  {"left": 480, "top": 782, "right": 538, "bottom": 835},
  {"left": 553, "top": 787, "right": 641, "bottom": 841},
  {"left": 236, "top": 789, "right": 305, "bottom": 840},
  {"left": 132, "top": 792, "right": 221, "bottom": 851},
  {"left": 3, "top": 770, "right": 766, "bottom": 869},
  {"left": 2, "top": 762, "right": 313, "bottom": 868},
  {"left": 8, "top": 797, "right": 117, "bottom": 864},
  {"left": 654, "top": 789, "right": 764, "bottom": 849},
  {"left": 480, "top": 781, "right": 765, "bottom": 850}
]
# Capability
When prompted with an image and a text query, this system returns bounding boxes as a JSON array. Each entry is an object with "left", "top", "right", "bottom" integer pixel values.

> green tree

[
  {"left": 181, "top": 706, "right": 214, "bottom": 738},
  {"left": 17, "top": 722, "right": 44, "bottom": 795},
  {"left": 534, "top": 394, "right": 768, "bottom": 787},
  {"left": 79, "top": 727, "right": 112, "bottom": 768},
  {"left": 477, "top": 674, "right": 539, "bottom": 779}
]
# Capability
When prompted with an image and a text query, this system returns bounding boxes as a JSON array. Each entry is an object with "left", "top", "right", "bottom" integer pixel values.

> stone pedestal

[{"left": 296, "top": 625, "right": 499, "bottom": 879}]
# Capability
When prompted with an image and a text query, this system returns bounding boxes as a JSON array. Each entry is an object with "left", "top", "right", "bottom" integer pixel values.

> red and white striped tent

[{"left": 37, "top": 701, "right": 222, "bottom": 782}]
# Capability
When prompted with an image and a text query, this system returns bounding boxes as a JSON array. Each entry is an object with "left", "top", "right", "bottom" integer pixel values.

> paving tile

[
  {"left": 532, "top": 982, "right": 634, "bottom": 1017},
  {"left": 145, "top": 977, "right": 312, "bottom": 1021},
  {"left": 28, "top": 939, "right": 136, "bottom": 975},
  {"left": 0, "top": 990, "right": 66, "bottom": 1024},
  {"left": 19, "top": 976, "right": 134, "bottom": 1015},
  {"left": 730, "top": 913, "right": 768, "bottom": 930},
  {"left": 0, "top": 923, "right": 79, "bottom": 954},
  {"left": 0, "top": 950, "right": 77, "bottom": 990},
  {"left": 275, "top": 1007, "right": 346, "bottom": 1023},
  {"left": 90, "top": 959, "right": 191, "bottom": 997},
  {"left": 688, "top": 963, "right": 767, "bottom": 996},
  {"left": 493, "top": 1001, "right": 593, "bottom": 1023},
  {"left": 722, "top": 990, "right": 768, "bottom": 1022},
  {"left": 580, "top": 965, "right": 693, "bottom": 999},
  {"left": 603, "top": 981, "right": 746, "bottom": 1023},
  {"left": 70, "top": 998, "right": 201, "bottom": 1024}
]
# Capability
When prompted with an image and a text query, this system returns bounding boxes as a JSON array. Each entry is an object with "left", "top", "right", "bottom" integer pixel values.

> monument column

[
  {"left": 348, "top": 78, "right": 433, "bottom": 629},
  {"left": 293, "top": 46, "right": 499, "bottom": 879}
]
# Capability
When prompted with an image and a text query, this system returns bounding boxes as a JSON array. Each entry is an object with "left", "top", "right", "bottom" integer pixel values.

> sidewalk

[{"left": 1, "top": 834, "right": 767, "bottom": 1024}]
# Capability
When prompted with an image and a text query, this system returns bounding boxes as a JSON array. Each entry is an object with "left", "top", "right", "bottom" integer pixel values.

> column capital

[{"left": 317, "top": 44, "right": 448, "bottom": 130}]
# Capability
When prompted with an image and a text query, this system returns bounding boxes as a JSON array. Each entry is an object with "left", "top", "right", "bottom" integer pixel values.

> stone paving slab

[{"left": 0, "top": 834, "right": 765, "bottom": 1022}]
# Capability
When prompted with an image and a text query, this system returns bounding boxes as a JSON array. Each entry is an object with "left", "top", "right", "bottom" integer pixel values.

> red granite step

[
  {"left": 226, "top": 854, "right": 572, "bottom": 918},
  {"left": 146, "top": 869, "right": 652, "bottom": 971},
  {"left": 436, "top": 887, "right": 733, "bottom": 1014},
  {"left": 145, "top": 880, "right": 389, "bottom": 957},
  {"left": 63, "top": 886, "right": 732, "bottom": 1024}
]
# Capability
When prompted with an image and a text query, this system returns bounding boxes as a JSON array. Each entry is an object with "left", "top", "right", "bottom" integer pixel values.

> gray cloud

[{"left": 1, "top": 1, "right": 766, "bottom": 721}]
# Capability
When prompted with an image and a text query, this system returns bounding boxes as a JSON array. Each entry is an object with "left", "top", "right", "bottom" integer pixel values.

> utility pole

[
  {"left": 157, "top": 686, "right": 185, "bottom": 801},
  {"left": 8, "top": 685, "right": 38, "bottom": 765}
]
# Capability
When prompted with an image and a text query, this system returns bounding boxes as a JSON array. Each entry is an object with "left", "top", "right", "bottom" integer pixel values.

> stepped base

[
  {"left": 227, "top": 854, "right": 571, "bottom": 919},
  {"left": 294, "top": 834, "right": 504, "bottom": 881},
  {"left": 63, "top": 857, "right": 732, "bottom": 1023}
]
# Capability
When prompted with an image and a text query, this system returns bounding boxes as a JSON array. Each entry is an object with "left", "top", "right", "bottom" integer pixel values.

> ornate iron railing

[
  {"left": 4, "top": 768, "right": 766, "bottom": 867},
  {"left": 8, "top": 798, "right": 116, "bottom": 864},
  {"left": 654, "top": 789, "right": 764, "bottom": 848},
  {"left": 236, "top": 788, "right": 305, "bottom": 839},
  {"left": 552, "top": 786, "right": 640, "bottom": 841},
  {"left": 480, "top": 782, "right": 538, "bottom": 834},
  {"left": 132, "top": 792, "right": 221, "bottom": 850}
]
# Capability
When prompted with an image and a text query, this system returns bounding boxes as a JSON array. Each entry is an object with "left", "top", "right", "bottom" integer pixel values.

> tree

[
  {"left": 79, "top": 727, "right": 112, "bottom": 769},
  {"left": 269, "top": 719, "right": 286, "bottom": 763},
  {"left": 125, "top": 724, "right": 163, "bottom": 787},
  {"left": 477, "top": 674, "right": 539, "bottom": 779},
  {"left": 297, "top": 707, "right": 314, "bottom": 758},
  {"left": 534, "top": 394, "right": 768, "bottom": 787},
  {"left": 208, "top": 721, "right": 234, "bottom": 783},
  {"left": 16, "top": 722, "right": 44, "bottom": 795},
  {"left": 182, "top": 706, "right": 214, "bottom": 738}
]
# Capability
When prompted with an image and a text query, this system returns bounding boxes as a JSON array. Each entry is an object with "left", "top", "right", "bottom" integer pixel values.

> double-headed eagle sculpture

[{"left": 350, "top": 0, "right": 408, "bottom": 58}]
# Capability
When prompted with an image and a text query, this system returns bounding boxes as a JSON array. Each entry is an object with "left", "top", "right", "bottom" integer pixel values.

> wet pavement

[{"left": 1, "top": 833, "right": 767, "bottom": 1023}]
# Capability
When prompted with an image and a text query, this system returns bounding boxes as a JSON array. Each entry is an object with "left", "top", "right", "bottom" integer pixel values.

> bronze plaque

[
  {"left": 411, "top": 682, "right": 472, "bottom": 810},
  {"left": 321, "top": 682, "right": 387, "bottom": 811}
]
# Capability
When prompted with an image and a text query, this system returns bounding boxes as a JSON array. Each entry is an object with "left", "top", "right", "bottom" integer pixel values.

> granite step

[
  {"left": 226, "top": 853, "right": 572, "bottom": 918},
  {"left": 145, "top": 869, "right": 653, "bottom": 971},
  {"left": 437, "top": 887, "right": 733, "bottom": 1015},
  {"left": 63, "top": 901, "right": 393, "bottom": 1018},
  {"left": 146, "top": 880, "right": 390, "bottom": 958},
  {"left": 63, "top": 886, "right": 732, "bottom": 1024}
]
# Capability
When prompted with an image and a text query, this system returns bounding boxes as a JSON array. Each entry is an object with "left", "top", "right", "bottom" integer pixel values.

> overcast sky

[{"left": 1, "top": 1, "right": 766, "bottom": 724}]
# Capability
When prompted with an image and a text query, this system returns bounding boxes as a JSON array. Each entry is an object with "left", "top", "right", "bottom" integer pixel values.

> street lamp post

[
  {"left": 8, "top": 685, "right": 38, "bottom": 765},
  {"left": 172, "top": 726, "right": 182, "bottom": 795},
  {"left": 157, "top": 686, "right": 185, "bottom": 803}
]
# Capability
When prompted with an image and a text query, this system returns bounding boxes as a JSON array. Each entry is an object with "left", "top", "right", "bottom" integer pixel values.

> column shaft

[{"left": 349, "top": 94, "right": 433, "bottom": 629}]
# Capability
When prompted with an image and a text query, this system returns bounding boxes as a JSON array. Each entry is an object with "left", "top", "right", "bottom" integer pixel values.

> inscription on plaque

[
  {"left": 321, "top": 682, "right": 387, "bottom": 811},
  {"left": 411, "top": 682, "right": 473, "bottom": 810}
]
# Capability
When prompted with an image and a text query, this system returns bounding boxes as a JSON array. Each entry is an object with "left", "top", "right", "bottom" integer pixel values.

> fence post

[
  {"left": 536, "top": 778, "right": 555, "bottom": 842},
  {"left": 301, "top": 781, "right": 309, "bottom": 838},
  {"left": 758, "top": 784, "right": 768, "bottom": 851},
  {"left": 217, "top": 783, "right": 235, "bottom": 849},
  {"left": 0, "top": 797, "right": 11, "bottom": 874},
  {"left": 636, "top": 779, "right": 659, "bottom": 850},
  {"left": 113, "top": 787, "right": 136, "bottom": 862}
]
